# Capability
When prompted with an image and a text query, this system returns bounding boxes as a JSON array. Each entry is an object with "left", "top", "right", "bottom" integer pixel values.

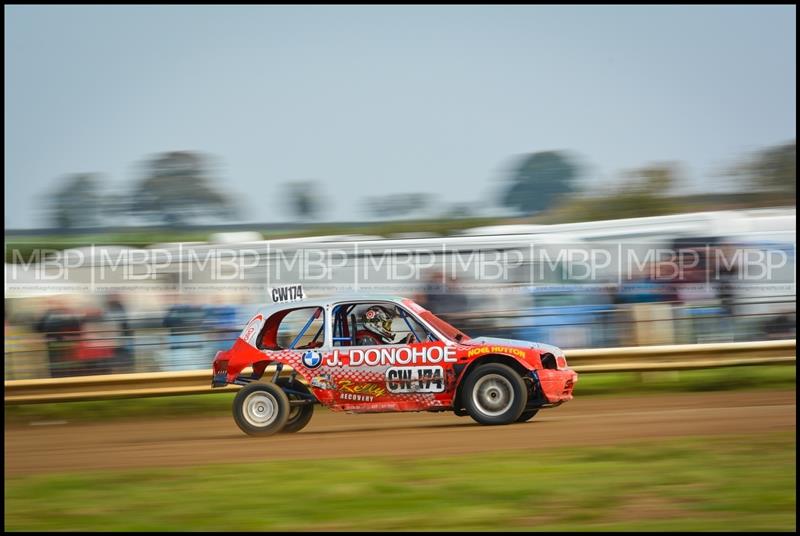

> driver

[{"left": 358, "top": 305, "right": 412, "bottom": 345}]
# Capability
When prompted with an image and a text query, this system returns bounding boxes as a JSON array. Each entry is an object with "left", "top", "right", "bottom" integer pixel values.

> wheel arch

[
  {"left": 251, "top": 360, "right": 271, "bottom": 379},
  {"left": 453, "top": 354, "right": 533, "bottom": 410}
]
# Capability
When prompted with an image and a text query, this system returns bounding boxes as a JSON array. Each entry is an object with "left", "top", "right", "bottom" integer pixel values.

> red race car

[{"left": 212, "top": 286, "right": 577, "bottom": 436}]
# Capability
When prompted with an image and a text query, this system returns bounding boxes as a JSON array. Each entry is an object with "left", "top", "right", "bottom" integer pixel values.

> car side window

[
  {"left": 332, "top": 302, "right": 437, "bottom": 347},
  {"left": 397, "top": 310, "right": 437, "bottom": 343},
  {"left": 273, "top": 307, "right": 325, "bottom": 350}
]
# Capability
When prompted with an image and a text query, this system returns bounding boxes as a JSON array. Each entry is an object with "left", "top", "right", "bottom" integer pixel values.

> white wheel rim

[
  {"left": 472, "top": 374, "right": 514, "bottom": 417},
  {"left": 243, "top": 392, "right": 278, "bottom": 427}
]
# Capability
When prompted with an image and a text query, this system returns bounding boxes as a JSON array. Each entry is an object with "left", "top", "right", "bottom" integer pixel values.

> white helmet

[{"left": 363, "top": 305, "right": 395, "bottom": 343}]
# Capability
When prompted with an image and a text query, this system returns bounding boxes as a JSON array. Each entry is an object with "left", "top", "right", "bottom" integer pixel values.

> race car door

[{"left": 324, "top": 301, "right": 457, "bottom": 412}]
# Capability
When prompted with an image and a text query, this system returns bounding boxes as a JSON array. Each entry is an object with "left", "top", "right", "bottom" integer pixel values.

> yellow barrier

[
  {"left": 566, "top": 339, "right": 797, "bottom": 371},
  {"left": 4, "top": 340, "right": 795, "bottom": 404}
]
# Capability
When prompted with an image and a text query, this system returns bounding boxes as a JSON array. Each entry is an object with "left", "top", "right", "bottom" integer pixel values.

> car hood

[{"left": 463, "top": 336, "right": 564, "bottom": 356}]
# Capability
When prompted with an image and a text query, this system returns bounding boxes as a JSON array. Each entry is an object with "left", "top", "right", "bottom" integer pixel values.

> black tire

[
  {"left": 275, "top": 378, "right": 315, "bottom": 433},
  {"left": 516, "top": 409, "right": 539, "bottom": 423},
  {"left": 462, "top": 363, "right": 527, "bottom": 425},
  {"left": 233, "top": 382, "right": 290, "bottom": 437}
]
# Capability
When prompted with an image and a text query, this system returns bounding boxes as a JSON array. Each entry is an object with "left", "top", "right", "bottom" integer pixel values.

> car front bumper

[{"left": 537, "top": 368, "right": 578, "bottom": 403}]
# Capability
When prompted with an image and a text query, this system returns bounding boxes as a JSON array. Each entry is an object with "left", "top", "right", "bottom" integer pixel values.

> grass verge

[
  {"left": 4, "top": 364, "right": 795, "bottom": 425},
  {"left": 4, "top": 432, "right": 795, "bottom": 531}
]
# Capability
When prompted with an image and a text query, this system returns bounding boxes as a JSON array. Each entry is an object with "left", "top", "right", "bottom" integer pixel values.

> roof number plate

[{"left": 270, "top": 284, "right": 304, "bottom": 303}]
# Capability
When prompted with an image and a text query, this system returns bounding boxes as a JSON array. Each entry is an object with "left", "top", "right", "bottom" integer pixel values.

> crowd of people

[
  {"left": 4, "top": 293, "right": 245, "bottom": 380},
  {"left": 4, "top": 245, "right": 795, "bottom": 380}
]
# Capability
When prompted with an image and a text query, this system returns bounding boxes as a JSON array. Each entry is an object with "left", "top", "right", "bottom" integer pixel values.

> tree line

[{"left": 46, "top": 140, "right": 795, "bottom": 228}]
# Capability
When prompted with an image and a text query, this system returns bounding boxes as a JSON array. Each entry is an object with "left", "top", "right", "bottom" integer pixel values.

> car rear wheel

[
  {"left": 275, "top": 378, "right": 315, "bottom": 433},
  {"left": 233, "top": 382, "right": 290, "bottom": 436},
  {"left": 462, "top": 363, "right": 527, "bottom": 425},
  {"left": 516, "top": 409, "right": 539, "bottom": 422}
]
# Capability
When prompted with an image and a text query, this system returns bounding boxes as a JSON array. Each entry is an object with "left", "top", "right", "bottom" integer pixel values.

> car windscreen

[{"left": 404, "top": 302, "right": 469, "bottom": 343}]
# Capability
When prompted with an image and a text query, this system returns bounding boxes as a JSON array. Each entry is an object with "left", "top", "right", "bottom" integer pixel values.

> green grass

[
  {"left": 574, "top": 363, "right": 796, "bottom": 396},
  {"left": 4, "top": 391, "right": 237, "bottom": 424},
  {"left": 5, "top": 365, "right": 795, "bottom": 425},
  {"left": 4, "top": 432, "right": 795, "bottom": 531}
]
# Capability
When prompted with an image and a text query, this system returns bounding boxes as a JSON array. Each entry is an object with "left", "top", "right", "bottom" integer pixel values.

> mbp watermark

[
  {"left": 97, "top": 248, "right": 174, "bottom": 281},
  {"left": 534, "top": 246, "right": 614, "bottom": 282},
  {"left": 8, "top": 248, "right": 85, "bottom": 281},
  {"left": 4, "top": 240, "right": 795, "bottom": 296},
  {"left": 184, "top": 247, "right": 261, "bottom": 281}
]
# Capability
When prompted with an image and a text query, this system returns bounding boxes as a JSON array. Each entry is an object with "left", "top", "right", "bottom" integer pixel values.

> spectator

[
  {"left": 104, "top": 294, "right": 135, "bottom": 373},
  {"left": 34, "top": 297, "right": 84, "bottom": 377},
  {"left": 161, "top": 296, "right": 207, "bottom": 370},
  {"left": 77, "top": 305, "right": 116, "bottom": 376},
  {"left": 417, "top": 271, "right": 469, "bottom": 319},
  {"left": 764, "top": 313, "right": 796, "bottom": 340},
  {"left": 204, "top": 296, "right": 241, "bottom": 356}
]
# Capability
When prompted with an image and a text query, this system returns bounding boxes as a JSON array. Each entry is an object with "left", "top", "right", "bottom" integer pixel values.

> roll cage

[
  {"left": 329, "top": 301, "right": 437, "bottom": 346},
  {"left": 256, "top": 300, "right": 442, "bottom": 351}
]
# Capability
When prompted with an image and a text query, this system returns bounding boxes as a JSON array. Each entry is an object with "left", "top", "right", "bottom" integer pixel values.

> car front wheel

[
  {"left": 516, "top": 409, "right": 539, "bottom": 423},
  {"left": 462, "top": 363, "right": 527, "bottom": 425}
]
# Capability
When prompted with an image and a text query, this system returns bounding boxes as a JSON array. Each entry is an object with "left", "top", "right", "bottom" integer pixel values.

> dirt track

[{"left": 4, "top": 390, "right": 796, "bottom": 477}]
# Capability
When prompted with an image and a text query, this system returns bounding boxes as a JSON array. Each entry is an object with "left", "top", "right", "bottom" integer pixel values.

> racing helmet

[{"left": 363, "top": 305, "right": 396, "bottom": 343}]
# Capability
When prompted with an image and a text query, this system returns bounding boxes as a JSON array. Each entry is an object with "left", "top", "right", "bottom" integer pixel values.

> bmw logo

[{"left": 302, "top": 350, "right": 323, "bottom": 369}]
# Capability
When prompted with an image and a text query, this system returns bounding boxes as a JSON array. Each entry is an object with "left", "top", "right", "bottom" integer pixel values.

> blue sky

[{"left": 4, "top": 5, "right": 796, "bottom": 228}]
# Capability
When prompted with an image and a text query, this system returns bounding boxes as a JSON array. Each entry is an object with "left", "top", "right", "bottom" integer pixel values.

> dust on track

[{"left": 4, "top": 390, "right": 795, "bottom": 477}]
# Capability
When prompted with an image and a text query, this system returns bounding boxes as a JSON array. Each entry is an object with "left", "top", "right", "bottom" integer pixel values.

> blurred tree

[
  {"left": 100, "top": 192, "right": 131, "bottom": 221},
  {"left": 621, "top": 162, "right": 679, "bottom": 196},
  {"left": 285, "top": 181, "right": 322, "bottom": 221},
  {"left": 130, "top": 151, "right": 233, "bottom": 225},
  {"left": 501, "top": 151, "right": 580, "bottom": 215},
  {"left": 543, "top": 162, "right": 683, "bottom": 223},
  {"left": 363, "top": 193, "right": 431, "bottom": 219},
  {"left": 49, "top": 173, "right": 103, "bottom": 228},
  {"left": 735, "top": 141, "right": 796, "bottom": 196},
  {"left": 442, "top": 202, "right": 472, "bottom": 219}
]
